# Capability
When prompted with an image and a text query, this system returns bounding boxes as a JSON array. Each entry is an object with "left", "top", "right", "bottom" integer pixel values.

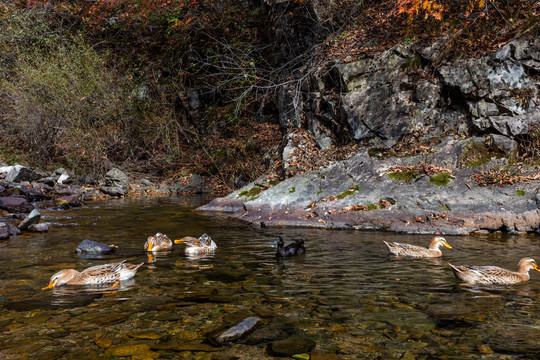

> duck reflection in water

[{"left": 272, "top": 236, "right": 306, "bottom": 258}]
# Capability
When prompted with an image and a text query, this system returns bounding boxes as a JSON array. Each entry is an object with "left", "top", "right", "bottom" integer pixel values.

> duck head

[
  {"left": 517, "top": 258, "right": 540, "bottom": 274},
  {"left": 199, "top": 233, "right": 212, "bottom": 247},
  {"left": 272, "top": 236, "right": 284, "bottom": 248},
  {"left": 42, "top": 269, "right": 79, "bottom": 290},
  {"left": 429, "top": 236, "right": 452, "bottom": 250}
]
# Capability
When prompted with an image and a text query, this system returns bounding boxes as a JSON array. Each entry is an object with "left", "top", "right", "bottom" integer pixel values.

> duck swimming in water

[
  {"left": 175, "top": 233, "right": 217, "bottom": 254},
  {"left": 383, "top": 236, "right": 452, "bottom": 258},
  {"left": 449, "top": 257, "right": 540, "bottom": 285},
  {"left": 273, "top": 236, "right": 306, "bottom": 257},
  {"left": 144, "top": 232, "right": 173, "bottom": 252},
  {"left": 42, "top": 261, "right": 144, "bottom": 289}
]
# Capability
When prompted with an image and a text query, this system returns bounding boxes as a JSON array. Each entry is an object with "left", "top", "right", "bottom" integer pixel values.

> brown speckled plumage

[
  {"left": 384, "top": 236, "right": 452, "bottom": 258},
  {"left": 449, "top": 257, "right": 540, "bottom": 285},
  {"left": 144, "top": 232, "right": 173, "bottom": 252},
  {"left": 43, "top": 261, "right": 144, "bottom": 289}
]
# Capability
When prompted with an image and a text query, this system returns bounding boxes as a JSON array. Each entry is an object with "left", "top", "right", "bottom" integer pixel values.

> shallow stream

[{"left": 1, "top": 196, "right": 540, "bottom": 359}]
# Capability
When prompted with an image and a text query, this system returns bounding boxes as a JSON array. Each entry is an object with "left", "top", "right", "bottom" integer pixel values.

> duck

[
  {"left": 42, "top": 261, "right": 144, "bottom": 289},
  {"left": 383, "top": 236, "right": 452, "bottom": 258},
  {"left": 273, "top": 236, "right": 306, "bottom": 257},
  {"left": 449, "top": 257, "right": 540, "bottom": 285},
  {"left": 174, "top": 233, "right": 217, "bottom": 254},
  {"left": 144, "top": 232, "right": 173, "bottom": 252}
]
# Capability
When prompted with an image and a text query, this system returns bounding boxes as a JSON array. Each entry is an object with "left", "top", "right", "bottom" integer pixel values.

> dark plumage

[{"left": 273, "top": 236, "right": 306, "bottom": 257}]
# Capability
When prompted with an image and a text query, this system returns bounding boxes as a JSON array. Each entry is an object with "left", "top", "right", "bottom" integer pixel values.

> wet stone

[
  {"left": 105, "top": 343, "right": 152, "bottom": 357},
  {"left": 245, "top": 323, "right": 292, "bottom": 345},
  {"left": 487, "top": 327, "right": 540, "bottom": 354},
  {"left": 75, "top": 239, "right": 116, "bottom": 255},
  {"left": 47, "top": 330, "right": 70, "bottom": 338},
  {"left": 93, "top": 313, "right": 129, "bottom": 326},
  {"left": 127, "top": 329, "right": 165, "bottom": 340},
  {"left": 152, "top": 343, "right": 221, "bottom": 352},
  {"left": 270, "top": 335, "right": 316, "bottom": 357},
  {"left": 310, "top": 352, "right": 340, "bottom": 360},
  {"left": 95, "top": 338, "right": 113, "bottom": 349},
  {"left": 356, "top": 308, "right": 435, "bottom": 332},
  {"left": 214, "top": 316, "right": 262, "bottom": 345}
]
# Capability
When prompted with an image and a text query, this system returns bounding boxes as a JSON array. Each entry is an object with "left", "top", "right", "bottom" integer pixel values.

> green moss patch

[
  {"left": 515, "top": 189, "right": 526, "bottom": 197},
  {"left": 238, "top": 186, "right": 262, "bottom": 200},
  {"left": 388, "top": 171, "right": 418, "bottom": 183},
  {"left": 460, "top": 141, "right": 504, "bottom": 168},
  {"left": 336, "top": 185, "right": 360, "bottom": 199},
  {"left": 289, "top": 187, "right": 296, "bottom": 193},
  {"left": 429, "top": 173, "right": 451, "bottom": 186}
]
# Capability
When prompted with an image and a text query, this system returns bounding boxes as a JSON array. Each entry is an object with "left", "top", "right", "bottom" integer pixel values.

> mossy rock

[
  {"left": 515, "top": 189, "right": 526, "bottom": 197},
  {"left": 387, "top": 171, "right": 418, "bottom": 183},
  {"left": 429, "top": 173, "right": 451, "bottom": 186},
  {"left": 237, "top": 186, "right": 263, "bottom": 200},
  {"left": 336, "top": 185, "right": 360, "bottom": 199}
]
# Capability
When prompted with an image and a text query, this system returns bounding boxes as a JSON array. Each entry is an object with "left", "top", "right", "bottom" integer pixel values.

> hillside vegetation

[{"left": 0, "top": 0, "right": 537, "bottom": 190}]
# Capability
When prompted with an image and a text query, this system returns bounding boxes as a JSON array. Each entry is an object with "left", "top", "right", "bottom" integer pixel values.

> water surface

[{"left": 1, "top": 196, "right": 540, "bottom": 359}]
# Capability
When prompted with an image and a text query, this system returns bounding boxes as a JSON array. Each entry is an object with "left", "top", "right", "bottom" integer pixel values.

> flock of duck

[
  {"left": 42, "top": 234, "right": 539, "bottom": 290},
  {"left": 384, "top": 236, "right": 540, "bottom": 285}
]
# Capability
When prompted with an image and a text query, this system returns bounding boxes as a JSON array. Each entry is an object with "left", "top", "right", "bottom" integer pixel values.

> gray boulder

[
  {"left": 0, "top": 217, "right": 21, "bottom": 236},
  {"left": 18, "top": 209, "right": 41, "bottom": 231},
  {"left": 5, "top": 166, "right": 41, "bottom": 183},
  {"left": 0, "top": 222, "right": 8, "bottom": 240},
  {"left": 105, "top": 168, "right": 130, "bottom": 193},
  {"left": 76, "top": 239, "right": 116, "bottom": 255}
]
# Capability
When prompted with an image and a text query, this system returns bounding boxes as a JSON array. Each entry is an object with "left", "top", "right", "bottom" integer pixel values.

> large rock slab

[
  {"left": 199, "top": 139, "right": 540, "bottom": 235},
  {"left": 0, "top": 196, "right": 34, "bottom": 213}
]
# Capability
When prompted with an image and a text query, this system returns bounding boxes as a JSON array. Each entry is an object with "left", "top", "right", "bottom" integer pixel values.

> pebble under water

[{"left": 1, "top": 196, "right": 540, "bottom": 359}]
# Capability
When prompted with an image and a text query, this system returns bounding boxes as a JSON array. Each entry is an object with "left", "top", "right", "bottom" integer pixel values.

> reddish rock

[{"left": 0, "top": 196, "right": 34, "bottom": 213}]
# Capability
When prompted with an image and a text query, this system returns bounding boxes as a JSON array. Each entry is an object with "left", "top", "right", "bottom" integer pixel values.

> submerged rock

[
  {"left": 214, "top": 316, "right": 262, "bottom": 345},
  {"left": 76, "top": 239, "right": 117, "bottom": 255},
  {"left": 28, "top": 223, "right": 48, "bottom": 233},
  {"left": 270, "top": 335, "right": 316, "bottom": 357}
]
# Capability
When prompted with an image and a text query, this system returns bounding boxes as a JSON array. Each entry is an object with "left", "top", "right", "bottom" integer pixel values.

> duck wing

[
  {"left": 449, "top": 265, "right": 523, "bottom": 284},
  {"left": 384, "top": 242, "right": 432, "bottom": 257}
]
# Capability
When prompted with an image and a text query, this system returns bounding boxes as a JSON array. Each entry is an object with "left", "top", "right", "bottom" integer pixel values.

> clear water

[{"left": 1, "top": 196, "right": 540, "bottom": 359}]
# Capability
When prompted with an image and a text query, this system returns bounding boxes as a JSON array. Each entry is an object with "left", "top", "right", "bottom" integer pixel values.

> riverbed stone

[
  {"left": 75, "top": 239, "right": 116, "bottom": 255},
  {"left": 28, "top": 223, "right": 48, "bottom": 232},
  {"left": 55, "top": 194, "right": 81, "bottom": 208},
  {"left": 487, "top": 327, "right": 540, "bottom": 354},
  {"left": 0, "top": 217, "right": 21, "bottom": 236},
  {"left": 127, "top": 329, "right": 165, "bottom": 340},
  {"left": 105, "top": 343, "right": 155, "bottom": 357},
  {"left": 18, "top": 208, "right": 41, "bottom": 230},
  {"left": 245, "top": 323, "right": 291, "bottom": 345},
  {"left": 214, "top": 316, "right": 262, "bottom": 344},
  {"left": 0, "top": 222, "right": 8, "bottom": 239},
  {"left": 270, "top": 335, "right": 316, "bottom": 357}
]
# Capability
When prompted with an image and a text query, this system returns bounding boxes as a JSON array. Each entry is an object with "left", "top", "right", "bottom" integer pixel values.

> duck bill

[
  {"left": 444, "top": 243, "right": 452, "bottom": 249},
  {"left": 146, "top": 242, "right": 153, "bottom": 252},
  {"left": 534, "top": 264, "right": 540, "bottom": 273},
  {"left": 271, "top": 240, "right": 278, "bottom": 248},
  {"left": 174, "top": 238, "right": 184, "bottom": 244},
  {"left": 42, "top": 283, "right": 54, "bottom": 290}
]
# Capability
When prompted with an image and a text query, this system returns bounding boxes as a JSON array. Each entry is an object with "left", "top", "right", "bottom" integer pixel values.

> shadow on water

[{"left": 1, "top": 196, "right": 540, "bottom": 358}]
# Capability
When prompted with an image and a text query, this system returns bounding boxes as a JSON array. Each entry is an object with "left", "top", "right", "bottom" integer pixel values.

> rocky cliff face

[
  {"left": 279, "top": 37, "right": 539, "bottom": 153},
  {"left": 199, "top": 34, "right": 540, "bottom": 235}
]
